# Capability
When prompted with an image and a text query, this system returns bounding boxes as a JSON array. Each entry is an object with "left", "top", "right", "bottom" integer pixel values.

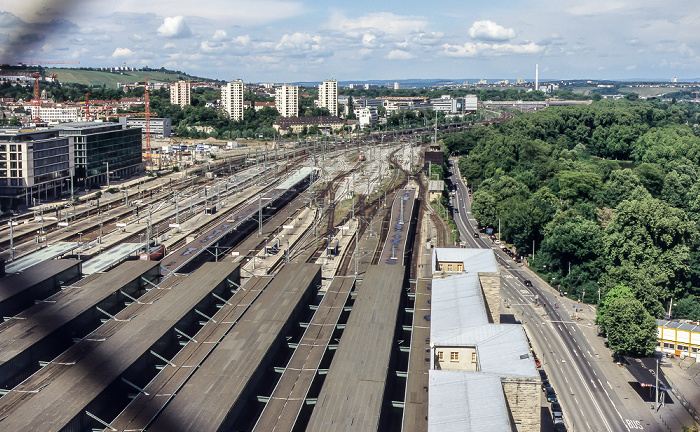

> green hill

[{"left": 45, "top": 68, "right": 215, "bottom": 88}]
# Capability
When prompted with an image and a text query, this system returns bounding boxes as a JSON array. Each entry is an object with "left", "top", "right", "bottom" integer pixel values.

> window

[
  {"left": 692, "top": 347, "right": 698, "bottom": 354},
  {"left": 438, "top": 351, "right": 443, "bottom": 361},
  {"left": 664, "top": 342, "right": 675, "bottom": 350},
  {"left": 679, "top": 345, "right": 689, "bottom": 352},
  {"left": 450, "top": 352, "right": 459, "bottom": 362},
  {"left": 472, "top": 352, "right": 477, "bottom": 362},
  {"left": 447, "top": 264, "right": 453, "bottom": 271}
]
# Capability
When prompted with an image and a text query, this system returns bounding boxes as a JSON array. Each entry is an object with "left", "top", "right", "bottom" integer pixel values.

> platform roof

[
  {"left": 306, "top": 264, "right": 405, "bottom": 432},
  {"left": 146, "top": 263, "right": 321, "bottom": 432},
  {"left": 276, "top": 166, "right": 314, "bottom": 190},
  {"left": 5, "top": 242, "right": 80, "bottom": 274},
  {"left": 430, "top": 273, "right": 489, "bottom": 343},
  {"left": 428, "top": 371, "right": 510, "bottom": 432},
  {"left": 0, "top": 259, "right": 80, "bottom": 304},
  {"left": 81, "top": 243, "right": 144, "bottom": 275}
]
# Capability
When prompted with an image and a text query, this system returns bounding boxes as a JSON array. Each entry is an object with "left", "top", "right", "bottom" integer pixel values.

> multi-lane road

[{"left": 447, "top": 157, "right": 662, "bottom": 432}]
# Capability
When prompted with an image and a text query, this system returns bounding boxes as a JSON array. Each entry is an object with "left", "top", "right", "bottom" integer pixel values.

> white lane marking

[
  {"left": 607, "top": 381, "right": 612, "bottom": 389},
  {"left": 591, "top": 379, "right": 597, "bottom": 389}
]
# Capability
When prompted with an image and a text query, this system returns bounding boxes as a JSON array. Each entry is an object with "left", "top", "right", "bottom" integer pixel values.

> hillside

[{"left": 45, "top": 68, "right": 215, "bottom": 88}]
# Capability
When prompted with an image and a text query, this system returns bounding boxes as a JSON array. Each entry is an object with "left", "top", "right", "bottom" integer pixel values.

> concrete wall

[
  {"left": 479, "top": 272, "right": 501, "bottom": 324},
  {"left": 502, "top": 377, "right": 540, "bottom": 432}
]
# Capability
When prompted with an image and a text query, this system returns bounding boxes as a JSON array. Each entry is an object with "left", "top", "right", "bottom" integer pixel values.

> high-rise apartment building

[
  {"left": 317, "top": 79, "right": 338, "bottom": 115},
  {"left": 275, "top": 84, "right": 299, "bottom": 118},
  {"left": 221, "top": 79, "right": 245, "bottom": 121},
  {"left": 169, "top": 80, "right": 191, "bottom": 107}
]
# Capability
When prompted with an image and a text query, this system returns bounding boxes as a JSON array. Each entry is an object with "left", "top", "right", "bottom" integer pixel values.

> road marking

[
  {"left": 591, "top": 379, "right": 597, "bottom": 389},
  {"left": 624, "top": 419, "right": 644, "bottom": 430},
  {"left": 607, "top": 381, "right": 612, "bottom": 389}
]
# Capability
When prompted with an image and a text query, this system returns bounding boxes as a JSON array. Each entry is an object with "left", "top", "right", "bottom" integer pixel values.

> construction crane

[{"left": 84, "top": 92, "right": 91, "bottom": 121}]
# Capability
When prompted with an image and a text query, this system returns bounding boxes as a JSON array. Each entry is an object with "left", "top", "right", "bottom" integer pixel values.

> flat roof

[
  {"left": 0, "top": 260, "right": 159, "bottom": 369},
  {"left": 430, "top": 273, "right": 489, "bottom": 343},
  {"left": 81, "top": 242, "right": 144, "bottom": 275},
  {"left": 432, "top": 248, "right": 498, "bottom": 274},
  {"left": 0, "top": 262, "right": 239, "bottom": 431},
  {"left": 0, "top": 259, "right": 80, "bottom": 303},
  {"left": 252, "top": 276, "right": 356, "bottom": 432},
  {"left": 5, "top": 242, "right": 80, "bottom": 274},
  {"left": 276, "top": 166, "right": 315, "bottom": 190},
  {"left": 306, "top": 264, "right": 405, "bottom": 432},
  {"left": 428, "top": 371, "right": 511, "bottom": 432},
  {"left": 147, "top": 263, "right": 321, "bottom": 432},
  {"left": 379, "top": 189, "right": 416, "bottom": 264},
  {"left": 658, "top": 319, "right": 700, "bottom": 333}
]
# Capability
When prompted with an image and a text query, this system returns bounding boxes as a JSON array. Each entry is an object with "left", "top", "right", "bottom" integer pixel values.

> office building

[
  {"left": 118, "top": 117, "right": 172, "bottom": 138},
  {"left": 275, "top": 84, "right": 299, "bottom": 118},
  {"left": 0, "top": 129, "right": 73, "bottom": 210},
  {"left": 170, "top": 80, "right": 191, "bottom": 107},
  {"left": 317, "top": 79, "right": 338, "bottom": 115},
  {"left": 53, "top": 122, "right": 142, "bottom": 187},
  {"left": 221, "top": 79, "right": 245, "bottom": 121}
]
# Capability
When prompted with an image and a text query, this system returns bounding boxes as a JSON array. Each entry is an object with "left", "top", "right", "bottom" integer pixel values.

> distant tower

[{"left": 535, "top": 64, "right": 539, "bottom": 91}]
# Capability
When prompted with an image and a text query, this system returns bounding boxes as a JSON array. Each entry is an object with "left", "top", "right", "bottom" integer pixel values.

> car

[
  {"left": 551, "top": 401, "right": 562, "bottom": 417},
  {"left": 541, "top": 378, "right": 549, "bottom": 389},
  {"left": 473, "top": 232, "right": 479, "bottom": 238},
  {"left": 554, "top": 422, "right": 567, "bottom": 432},
  {"left": 524, "top": 280, "right": 533, "bottom": 287},
  {"left": 545, "top": 386, "right": 557, "bottom": 403},
  {"left": 554, "top": 412, "right": 564, "bottom": 424}
]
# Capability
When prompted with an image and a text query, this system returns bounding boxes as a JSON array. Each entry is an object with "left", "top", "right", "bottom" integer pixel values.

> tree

[
  {"left": 673, "top": 297, "right": 700, "bottom": 321},
  {"left": 601, "top": 296, "right": 657, "bottom": 357}
]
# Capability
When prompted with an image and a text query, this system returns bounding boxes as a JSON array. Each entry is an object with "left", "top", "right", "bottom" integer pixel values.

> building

[
  {"left": 169, "top": 80, "right": 191, "bottom": 107},
  {"left": 430, "top": 96, "right": 460, "bottom": 114},
  {"left": 317, "top": 79, "right": 338, "bottom": 115},
  {"left": 253, "top": 101, "right": 275, "bottom": 112},
  {"left": 356, "top": 107, "right": 377, "bottom": 128},
  {"left": 429, "top": 248, "right": 540, "bottom": 432},
  {"left": 428, "top": 179, "right": 444, "bottom": 202},
  {"left": 52, "top": 122, "right": 142, "bottom": 187},
  {"left": 394, "top": 82, "right": 400, "bottom": 90},
  {"left": 464, "top": 94, "right": 478, "bottom": 111},
  {"left": 657, "top": 319, "right": 700, "bottom": 362},
  {"left": 0, "top": 129, "right": 74, "bottom": 210},
  {"left": 275, "top": 84, "right": 299, "bottom": 118},
  {"left": 118, "top": 117, "right": 171, "bottom": 138},
  {"left": 272, "top": 116, "right": 344, "bottom": 136},
  {"left": 26, "top": 105, "right": 81, "bottom": 123},
  {"left": 221, "top": 79, "right": 244, "bottom": 121}
]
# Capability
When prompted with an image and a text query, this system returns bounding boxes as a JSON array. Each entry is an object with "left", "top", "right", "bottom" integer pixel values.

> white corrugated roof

[
  {"left": 432, "top": 248, "right": 498, "bottom": 274},
  {"left": 431, "top": 273, "right": 489, "bottom": 343},
  {"left": 428, "top": 371, "right": 511, "bottom": 432}
]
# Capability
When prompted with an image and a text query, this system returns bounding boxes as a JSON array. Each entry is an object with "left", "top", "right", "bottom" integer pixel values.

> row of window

[
  {"left": 437, "top": 351, "right": 478, "bottom": 362},
  {"left": 0, "top": 144, "right": 22, "bottom": 152},
  {"left": 661, "top": 342, "right": 699, "bottom": 353},
  {"left": 0, "top": 170, "right": 22, "bottom": 178}
]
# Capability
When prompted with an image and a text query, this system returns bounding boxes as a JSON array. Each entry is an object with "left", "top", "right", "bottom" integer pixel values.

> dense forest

[{"left": 445, "top": 100, "right": 700, "bottom": 356}]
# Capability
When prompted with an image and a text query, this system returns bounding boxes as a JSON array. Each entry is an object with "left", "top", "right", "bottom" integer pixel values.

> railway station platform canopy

[
  {"left": 431, "top": 247, "right": 498, "bottom": 274},
  {"left": 5, "top": 242, "right": 80, "bottom": 274},
  {"left": 277, "top": 166, "right": 315, "bottom": 190},
  {"left": 81, "top": 242, "right": 144, "bottom": 275}
]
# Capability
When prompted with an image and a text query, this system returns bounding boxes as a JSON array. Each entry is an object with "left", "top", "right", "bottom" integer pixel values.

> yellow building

[{"left": 657, "top": 319, "right": 700, "bottom": 361}]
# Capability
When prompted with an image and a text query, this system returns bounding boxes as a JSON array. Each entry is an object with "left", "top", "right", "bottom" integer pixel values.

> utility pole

[
  {"left": 354, "top": 220, "right": 359, "bottom": 275},
  {"left": 9, "top": 217, "right": 15, "bottom": 261},
  {"left": 258, "top": 194, "right": 263, "bottom": 235}
]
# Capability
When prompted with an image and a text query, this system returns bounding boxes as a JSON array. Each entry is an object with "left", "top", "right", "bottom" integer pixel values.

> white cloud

[
  {"left": 328, "top": 12, "right": 428, "bottom": 37},
  {"left": 157, "top": 16, "right": 192, "bottom": 38},
  {"left": 276, "top": 32, "right": 321, "bottom": 51},
  {"left": 441, "top": 41, "right": 543, "bottom": 57},
  {"left": 212, "top": 30, "right": 229, "bottom": 42},
  {"left": 625, "top": 64, "right": 637, "bottom": 70},
  {"left": 468, "top": 20, "right": 516, "bottom": 41},
  {"left": 111, "top": 47, "right": 134, "bottom": 58},
  {"left": 362, "top": 33, "right": 377, "bottom": 47},
  {"left": 386, "top": 49, "right": 415, "bottom": 60}
]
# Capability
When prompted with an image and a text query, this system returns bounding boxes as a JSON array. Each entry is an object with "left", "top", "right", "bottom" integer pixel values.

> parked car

[
  {"left": 541, "top": 377, "right": 550, "bottom": 389},
  {"left": 545, "top": 387, "right": 557, "bottom": 403},
  {"left": 551, "top": 401, "right": 562, "bottom": 417},
  {"left": 553, "top": 411, "right": 564, "bottom": 424}
]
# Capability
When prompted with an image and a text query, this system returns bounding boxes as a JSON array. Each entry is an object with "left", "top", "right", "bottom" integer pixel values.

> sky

[{"left": 0, "top": 0, "right": 699, "bottom": 83}]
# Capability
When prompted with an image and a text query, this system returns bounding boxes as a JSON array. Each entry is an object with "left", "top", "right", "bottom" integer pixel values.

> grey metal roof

[
  {"left": 428, "top": 371, "right": 510, "bottom": 432},
  {"left": 430, "top": 273, "right": 489, "bottom": 343},
  {"left": 432, "top": 248, "right": 498, "bottom": 274},
  {"left": 81, "top": 243, "right": 145, "bottom": 275},
  {"left": 428, "top": 180, "right": 444, "bottom": 192},
  {"left": 5, "top": 242, "right": 80, "bottom": 274},
  {"left": 657, "top": 319, "right": 700, "bottom": 333}
]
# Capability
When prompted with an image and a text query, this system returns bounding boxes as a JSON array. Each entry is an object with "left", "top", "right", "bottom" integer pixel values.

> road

[{"left": 447, "top": 157, "right": 660, "bottom": 432}]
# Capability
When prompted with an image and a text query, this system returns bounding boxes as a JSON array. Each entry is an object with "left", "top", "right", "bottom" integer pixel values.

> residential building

[
  {"left": 272, "top": 116, "right": 344, "bottom": 136},
  {"left": 221, "top": 79, "right": 244, "bottom": 121},
  {"left": 317, "top": 79, "right": 338, "bottom": 115},
  {"left": 464, "top": 94, "right": 478, "bottom": 111},
  {"left": 394, "top": 82, "right": 400, "bottom": 90},
  {"left": 52, "top": 122, "right": 142, "bottom": 187},
  {"left": 118, "top": 117, "right": 171, "bottom": 138},
  {"left": 254, "top": 101, "right": 276, "bottom": 112},
  {"left": 0, "top": 129, "right": 73, "bottom": 210},
  {"left": 275, "top": 84, "right": 299, "bottom": 117},
  {"left": 429, "top": 248, "right": 540, "bottom": 432},
  {"left": 657, "top": 319, "right": 700, "bottom": 362},
  {"left": 169, "top": 80, "right": 191, "bottom": 107}
]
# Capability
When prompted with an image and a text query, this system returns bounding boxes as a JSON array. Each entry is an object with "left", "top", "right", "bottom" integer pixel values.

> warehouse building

[{"left": 657, "top": 319, "right": 700, "bottom": 362}]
